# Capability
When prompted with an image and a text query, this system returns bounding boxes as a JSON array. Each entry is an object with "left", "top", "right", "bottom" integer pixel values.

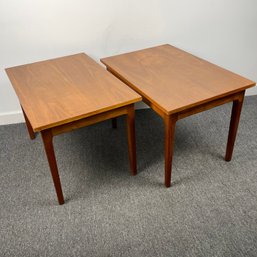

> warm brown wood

[
  {"left": 164, "top": 114, "right": 178, "bottom": 187},
  {"left": 112, "top": 118, "right": 117, "bottom": 129},
  {"left": 176, "top": 91, "right": 243, "bottom": 120},
  {"left": 6, "top": 53, "right": 142, "bottom": 205},
  {"left": 41, "top": 104, "right": 138, "bottom": 204},
  {"left": 6, "top": 53, "right": 141, "bottom": 132},
  {"left": 142, "top": 97, "right": 165, "bottom": 119},
  {"left": 126, "top": 104, "right": 137, "bottom": 175},
  {"left": 225, "top": 92, "right": 245, "bottom": 161},
  {"left": 41, "top": 129, "right": 64, "bottom": 205},
  {"left": 51, "top": 106, "right": 127, "bottom": 136},
  {"left": 102, "top": 44, "right": 255, "bottom": 187},
  {"left": 101, "top": 44, "right": 255, "bottom": 115},
  {"left": 21, "top": 106, "right": 35, "bottom": 140},
  {"left": 163, "top": 91, "right": 245, "bottom": 186}
]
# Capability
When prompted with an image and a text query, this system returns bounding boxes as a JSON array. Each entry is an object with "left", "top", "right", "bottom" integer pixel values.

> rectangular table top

[
  {"left": 101, "top": 44, "right": 255, "bottom": 115},
  {"left": 6, "top": 53, "right": 141, "bottom": 132}
]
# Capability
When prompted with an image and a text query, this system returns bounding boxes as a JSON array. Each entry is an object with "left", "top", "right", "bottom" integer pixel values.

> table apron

[
  {"left": 50, "top": 105, "right": 131, "bottom": 136},
  {"left": 142, "top": 91, "right": 244, "bottom": 121},
  {"left": 176, "top": 91, "right": 245, "bottom": 120}
]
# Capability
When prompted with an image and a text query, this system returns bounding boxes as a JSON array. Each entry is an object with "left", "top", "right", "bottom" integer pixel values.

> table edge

[
  {"left": 5, "top": 55, "right": 142, "bottom": 133},
  {"left": 101, "top": 62, "right": 255, "bottom": 116},
  {"left": 24, "top": 97, "right": 142, "bottom": 132}
]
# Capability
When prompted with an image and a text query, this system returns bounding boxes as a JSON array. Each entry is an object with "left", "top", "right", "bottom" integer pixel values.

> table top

[
  {"left": 6, "top": 53, "right": 142, "bottom": 132},
  {"left": 101, "top": 44, "right": 255, "bottom": 115}
]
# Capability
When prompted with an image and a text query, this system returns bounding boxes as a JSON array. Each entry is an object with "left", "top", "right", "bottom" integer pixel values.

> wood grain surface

[
  {"left": 101, "top": 44, "right": 255, "bottom": 114},
  {"left": 6, "top": 53, "right": 142, "bottom": 132}
]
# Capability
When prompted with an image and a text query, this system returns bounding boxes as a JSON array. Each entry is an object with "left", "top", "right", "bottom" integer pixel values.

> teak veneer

[
  {"left": 101, "top": 44, "right": 256, "bottom": 187},
  {"left": 6, "top": 53, "right": 142, "bottom": 204}
]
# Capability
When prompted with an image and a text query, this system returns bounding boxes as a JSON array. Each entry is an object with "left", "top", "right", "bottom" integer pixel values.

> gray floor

[{"left": 0, "top": 96, "right": 257, "bottom": 257}]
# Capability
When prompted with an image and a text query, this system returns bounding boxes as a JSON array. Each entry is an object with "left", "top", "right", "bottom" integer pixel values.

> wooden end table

[
  {"left": 101, "top": 44, "right": 256, "bottom": 187},
  {"left": 6, "top": 53, "right": 142, "bottom": 204}
]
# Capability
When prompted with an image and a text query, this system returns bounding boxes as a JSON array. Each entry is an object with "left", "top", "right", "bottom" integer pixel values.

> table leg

[
  {"left": 164, "top": 114, "right": 177, "bottom": 187},
  {"left": 126, "top": 105, "right": 137, "bottom": 176},
  {"left": 21, "top": 106, "right": 35, "bottom": 140},
  {"left": 112, "top": 118, "right": 117, "bottom": 129},
  {"left": 225, "top": 92, "right": 245, "bottom": 161},
  {"left": 41, "top": 129, "right": 64, "bottom": 205}
]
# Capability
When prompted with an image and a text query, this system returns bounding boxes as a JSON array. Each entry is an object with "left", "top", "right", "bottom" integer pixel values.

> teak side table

[
  {"left": 101, "top": 44, "right": 256, "bottom": 187},
  {"left": 6, "top": 53, "right": 142, "bottom": 205}
]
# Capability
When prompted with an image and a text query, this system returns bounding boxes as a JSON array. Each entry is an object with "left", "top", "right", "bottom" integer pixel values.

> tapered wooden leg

[
  {"left": 164, "top": 114, "right": 177, "bottom": 187},
  {"left": 126, "top": 105, "right": 137, "bottom": 176},
  {"left": 225, "top": 92, "right": 245, "bottom": 161},
  {"left": 112, "top": 118, "right": 117, "bottom": 129},
  {"left": 21, "top": 106, "right": 35, "bottom": 140},
  {"left": 41, "top": 129, "right": 64, "bottom": 205}
]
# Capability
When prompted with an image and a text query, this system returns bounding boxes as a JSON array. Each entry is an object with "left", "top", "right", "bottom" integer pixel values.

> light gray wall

[{"left": 0, "top": 0, "right": 256, "bottom": 124}]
